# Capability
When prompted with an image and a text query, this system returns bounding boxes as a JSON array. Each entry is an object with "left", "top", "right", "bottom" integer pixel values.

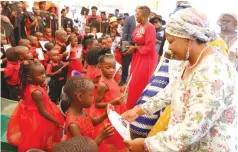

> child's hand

[
  {"left": 112, "top": 96, "right": 124, "bottom": 105},
  {"left": 64, "top": 62, "right": 70, "bottom": 67},
  {"left": 107, "top": 104, "right": 115, "bottom": 115},
  {"left": 54, "top": 121, "right": 63, "bottom": 129},
  {"left": 63, "top": 51, "right": 69, "bottom": 57},
  {"left": 100, "top": 123, "right": 114, "bottom": 140}
]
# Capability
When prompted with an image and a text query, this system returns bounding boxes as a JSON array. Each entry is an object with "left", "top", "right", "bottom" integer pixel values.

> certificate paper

[
  {"left": 108, "top": 109, "right": 131, "bottom": 140},
  {"left": 36, "top": 48, "right": 45, "bottom": 60}
]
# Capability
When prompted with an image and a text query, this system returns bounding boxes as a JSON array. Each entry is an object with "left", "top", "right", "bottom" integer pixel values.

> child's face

[
  {"left": 30, "top": 38, "right": 39, "bottom": 47},
  {"left": 1, "top": 36, "right": 7, "bottom": 45},
  {"left": 36, "top": 34, "right": 44, "bottom": 41},
  {"left": 107, "top": 38, "right": 112, "bottom": 48},
  {"left": 51, "top": 50, "right": 60, "bottom": 62},
  {"left": 71, "top": 38, "right": 78, "bottom": 47},
  {"left": 77, "top": 82, "right": 95, "bottom": 108},
  {"left": 19, "top": 48, "right": 33, "bottom": 61},
  {"left": 31, "top": 64, "right": 46, "bottom": 86},
  {"left": 74, "top": 28, "right": 79, "bottom": 33},
  {"left": 91, "top": 28, "right": 97, "bottom": 33},
  {"left": 85, "top": 27, "right": 90, "bottom": 34},
  {"left": 100, "top": 57, "right": 116, "bottom": 79},
  {"left": 66, "top": 28, "right": 72, "bottom": 35},
  {"left": 101, "top": 39, "right": 107, "bottom": 48},
  {"left": 45, "top": 29, "right": 52, "bottom": 37}
]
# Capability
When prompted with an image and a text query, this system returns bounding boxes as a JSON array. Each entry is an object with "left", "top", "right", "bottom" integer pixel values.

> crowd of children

[{"left": 1, "top": 20, "right": 128, "bottom": 151}]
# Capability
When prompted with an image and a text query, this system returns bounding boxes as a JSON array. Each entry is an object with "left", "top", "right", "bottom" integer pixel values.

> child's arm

[
  {"left": 69, "top": 123, "right": 114, "bottom": 146},
  {"left": 90, "top": 112, "right": 107, "bottom": 126},
  {"left": 32, "top": 90, "right": 61, "bottom": 128},
  {"left": 95, "top": 82, "right": 124, "bottom": 109},
  {"left": 46, "top": 64, "right": 63, "bottom": 77},
  {"left": 95, "top": 82, "right": 109, "bottom": 109}
]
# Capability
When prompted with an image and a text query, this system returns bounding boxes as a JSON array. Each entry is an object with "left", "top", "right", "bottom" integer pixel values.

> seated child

[
  {"left": 4, "top": 47, "right": 20, "bottom": 100},
  {"left": 27, "top": 35, "right": 40, "bottom": 59},
  {"left": 62, "top": 76, "right": 114, "bottom": 152},
  {"left": 19, "top": 39, "right": 31, "bottom": 49},
  {"left": 44, "top": 28, "right": 55, "bottom": 43},
  {"left": 35, "top": 32, "right": 44, "bottom": 41},
  {"left": 54, "top": 136, "right": 98, "bottom": 152},
  {"left": 46, "top": 50, "right": 69, "bottom": 103},
  {"left": 42, "top": 42, "right": 54, "bottom": 68},
  {"left": 66, "top": 28, "right": 72, "bottom": 36}
]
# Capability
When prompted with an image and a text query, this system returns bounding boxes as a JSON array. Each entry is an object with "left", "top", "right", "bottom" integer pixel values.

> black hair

[
  {"left": 53, "top": 136, "right": 98, "bottom": 152},
  {"left": 98, "top": 52, "right": 114, "bottom": 64},
  {"left": 98, "top": 38, "right": 103, "bottom": 43},
  {"left": 86, "top": 47, "right": 111, "bottom": 66},
  {"left": 44, "top": 42, "right": 54, "bottom": 51},
  {"left": 5, "top": 47, "right": 18, "bottom": 62},
  {"left": 64, "top": 76, "right": 93, "bottom": 101},
  {"left": 68, "top": 35, "right": 77, "bottom": 42},
  {"left": 196, "top": 39, "right": 206, "bottom": 45},
  {"left": 82, "top": 35, "right": 94, "bottom": 50},
  {"left": 18, "top": 59, "right": 42, "bottom": 95},
  {"left": 61, "top": 9, "right": 66, "bottom": 14},
  {"left": 19, "top": 39, "right": 30, "bottom": 46},
  {"left": 91, "top": 6, "right": 98, "bottom": 10},
  {"left": 101, "top": 12, "right": 106, "bottom": 15}
]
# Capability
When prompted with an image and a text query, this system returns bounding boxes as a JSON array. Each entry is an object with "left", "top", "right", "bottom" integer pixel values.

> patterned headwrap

[{"left": 166, "top": 8, "right": 217, "bottom": 42}]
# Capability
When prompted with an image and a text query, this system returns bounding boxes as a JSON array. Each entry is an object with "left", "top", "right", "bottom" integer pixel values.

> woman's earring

[{"left": 186, "top": 47, "right": 190, "bottom": 60}]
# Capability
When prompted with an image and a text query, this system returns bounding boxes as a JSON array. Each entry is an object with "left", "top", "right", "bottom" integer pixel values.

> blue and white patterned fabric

[{"left": 130, "top": 58, "right": 170, "bottom": 137}]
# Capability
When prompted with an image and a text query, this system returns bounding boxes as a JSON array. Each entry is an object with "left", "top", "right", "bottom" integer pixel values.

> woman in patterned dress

[{"left": 120, "top": 8, "right": 238, "bottom": 152}]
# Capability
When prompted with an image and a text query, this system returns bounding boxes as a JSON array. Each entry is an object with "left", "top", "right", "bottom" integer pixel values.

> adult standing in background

[
  {"left": 87, "top": 6, "right": 100, "bottom": 32},
  {"left": 120, "top": 14, "right": 137, "bottom": 85},
  {"left": 115, "top": 9, "right": 120, "bottom": 18},
  {"left": 126, "top": 6, "right": 158, "bottom": 109},
  {"left": 218, "top": 13, "right": 238, "bottom": 70}
]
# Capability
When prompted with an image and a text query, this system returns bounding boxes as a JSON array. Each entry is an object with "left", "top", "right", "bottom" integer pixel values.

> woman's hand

[
  {"left": 121, "top": 106, "right": 144, "bottom": 122},
  {"left": 125, "top": 46, "right": 137, "bottom": 54},
  {"left": 124, "top": 138, "right": 145, "bottom": 152}
]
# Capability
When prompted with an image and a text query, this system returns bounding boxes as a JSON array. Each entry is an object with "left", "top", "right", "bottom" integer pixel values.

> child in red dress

[
  {"left": 93, "top": 54, "right": 127, "bottom": 151},
  {"left": 7, "top": 60, "right": 64, "bottom": 152},
  {"left": 62, "top": 76, "right": 114, "bottom": 152},
  {"left": 46, "top": 50, "right": 69, "bottom": 103},
  {"left": 66, "top": 36, "right": 83, "bottom": 79}
]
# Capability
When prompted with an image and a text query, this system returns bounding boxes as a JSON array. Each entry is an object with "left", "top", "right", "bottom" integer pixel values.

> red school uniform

[
  {"left": 127, "top": 23, "right": 158, "bottom": 110},
  {"left": 7, "top": 84, "right": 64, "bottom": 152},
  {"left": 62, "top": 110, "right": 109, "bottom": 152},
  {"left": 4, "top": 61, "right": 20, "bottom": 86},
  {"left": 43, "top": 36, "right": 55, "bottom": 44},
  {"left": 90, "top": 77, "right": 127, "bottom": 151}
]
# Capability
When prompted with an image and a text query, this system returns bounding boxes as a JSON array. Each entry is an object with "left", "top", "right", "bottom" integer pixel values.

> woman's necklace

[{"left": 187, "top": 45, "right": 210, "bottom": 70}]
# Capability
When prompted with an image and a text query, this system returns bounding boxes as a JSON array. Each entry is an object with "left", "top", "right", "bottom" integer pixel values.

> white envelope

[
  {"left": 108, "top": 109, "right": 131, "bottom": 140},
  {"left": 39, "top": 41, "right": 49, "bottom": 51},
  {"left": 35, "top": 48, "right": 45, "bottom": 60}
]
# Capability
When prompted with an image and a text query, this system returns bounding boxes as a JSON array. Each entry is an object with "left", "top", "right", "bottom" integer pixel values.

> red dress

[
  {"left": 7, "top": 84, "right": 64, "bottom": 152},
  {"left": 127, "top": 23, "right": 158, "bottom": 109},
  {"left": 67, "top": 46, "right": 83, "bottom": 79},
  {"left": 62, "top": 110, "right": 109, "bottom": 152},
  {"left": 91, "top": 77, "right": 127, "bottom": 151}
]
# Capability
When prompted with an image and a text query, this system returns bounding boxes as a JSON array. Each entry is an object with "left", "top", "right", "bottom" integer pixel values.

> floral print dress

[{"left": 141, "top": 52, "right": 238, "bottom": 152}]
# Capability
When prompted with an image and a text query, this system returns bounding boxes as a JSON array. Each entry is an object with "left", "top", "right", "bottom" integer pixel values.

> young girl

[
  {"left": 7, "top": 60, "right": 64, "bottom": 152},
  {"left": 81, "top": 35, "right": 95, "bottom": 74},
  {"left": 47, "top": 50, "right": 69, "bottom": 103},
  {"left": 93, "top": 54, "right": 127, "bottom": 151},
  {"left": 66, "top": 36, "right": 83, "bottom": 79},
  {"left": 62, "top": 76, "right": 114, "bottom": 152}
]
